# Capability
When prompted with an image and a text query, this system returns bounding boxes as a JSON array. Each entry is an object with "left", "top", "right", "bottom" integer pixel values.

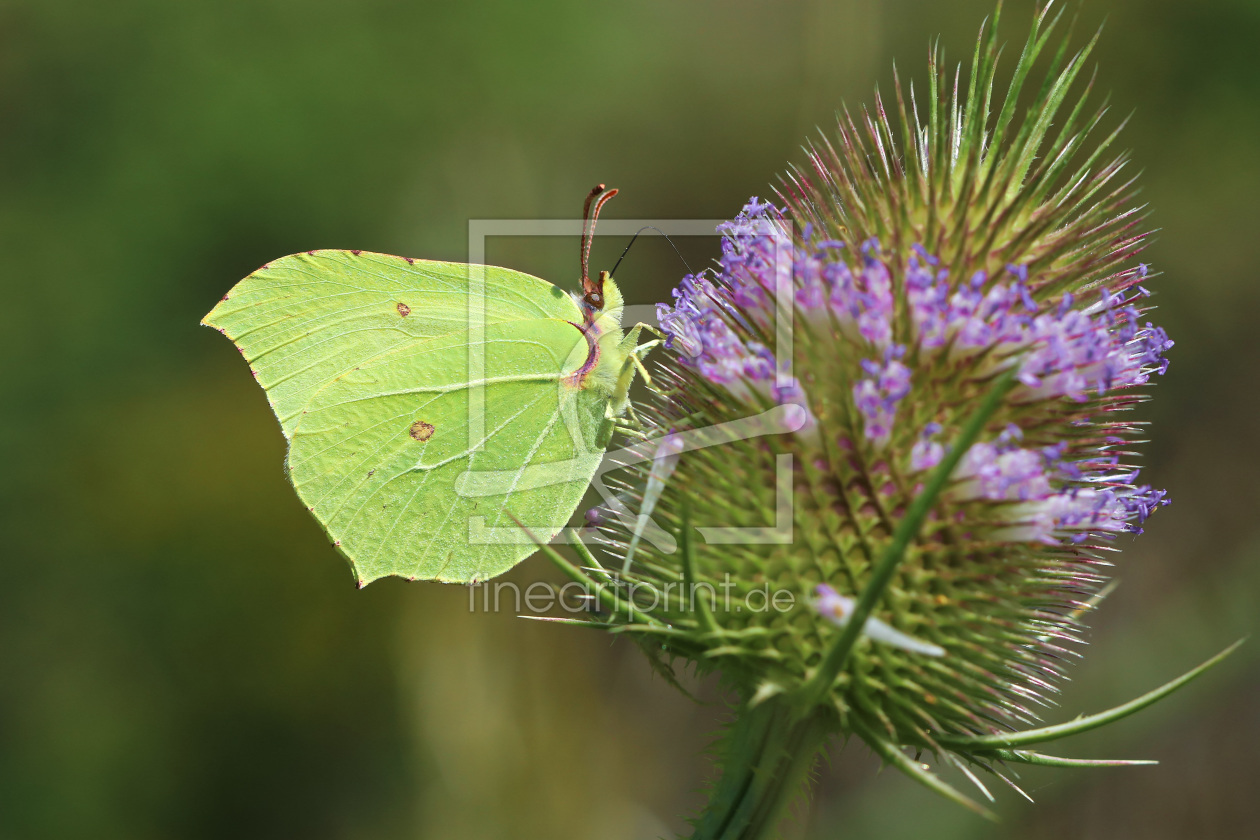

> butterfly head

[{"left": 579, "top": 269, "right": 624, "bottom": 322}]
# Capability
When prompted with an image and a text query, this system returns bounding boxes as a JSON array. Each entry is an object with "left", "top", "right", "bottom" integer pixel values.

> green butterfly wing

[
  {"left": 204, "top": 250, "right": 582, "bottom": 438},
  {"left": 204, "top": 250, "right": 626, "bottom": 585}
]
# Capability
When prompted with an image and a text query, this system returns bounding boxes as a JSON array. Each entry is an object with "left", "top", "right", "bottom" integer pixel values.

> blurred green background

[{"left": 2, "top": 0, "right": 1258, "bottom": 837}]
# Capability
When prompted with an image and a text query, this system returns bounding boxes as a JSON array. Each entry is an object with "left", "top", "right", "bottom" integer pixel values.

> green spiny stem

[
  {"left": 795, "top": 367, "right": 1019, "bottom": 714},
  {"left": 691, "top": 703, "right": 776, "bottom": 840},
  {"left": 680, "top": 500, "right": 722, "bottom": 636},
  {"left": 690, "top": 699, "right": 828, "bottom": 840},
  {"left": 976, "top": 749, "right": 1156, "bottom": 768},
  {"left": 937, "top": 638, "right": 1245, "bottom": 749},
  {"left": 732, "top": 715, "right": 828, "bottom": 840}
]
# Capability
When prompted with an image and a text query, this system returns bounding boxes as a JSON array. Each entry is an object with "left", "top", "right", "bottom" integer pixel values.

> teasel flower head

[{"left": 532, "top": 2, "right": 1233, "bottom": 825}]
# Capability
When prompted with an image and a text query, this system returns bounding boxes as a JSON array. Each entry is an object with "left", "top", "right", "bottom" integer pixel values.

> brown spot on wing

[
  {"left": 409, "top": 420, "right": 435, "bottom": 442},
  {"left": 351, "top": 249, "right": 362, "bottom": 256},
  {"left": 396, "top": 302, "right": 411, "bottom": 317}
]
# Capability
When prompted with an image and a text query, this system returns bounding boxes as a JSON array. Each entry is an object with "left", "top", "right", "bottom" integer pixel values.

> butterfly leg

[
  {"left": 610, "top": 423, "right": 651, "bottom": 440},
  {"left": 619, "top": 339, "right": 661, "bottom": 422},
  {"left": 617, "top": 321, "right": 666, "bottom": 356},
  {"left": 621, "top": 397, "right": 646, "bottom": 428},
  {"left": 617, "top": 323, "right": 664, "bottom": 386},
  {"left": 631, "top": 322, "right": 667, "bottom": 340},
  {"left": 609, "top": 323, "right": 664, "bottom": 420},
  {"left": 629, "top": 344, "right": 661, "bottom": 389}
]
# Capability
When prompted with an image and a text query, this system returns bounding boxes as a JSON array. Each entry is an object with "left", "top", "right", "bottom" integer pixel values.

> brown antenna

[{"left": 580, "top": 184, "right": 618, "bottom": 309}]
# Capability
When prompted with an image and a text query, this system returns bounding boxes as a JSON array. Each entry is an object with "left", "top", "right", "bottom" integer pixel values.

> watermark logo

[
  {"left": 457, "top": 217, "right": 798, "bottom": 552},
  {"left": 467, "top": 574, "right": 797, "bottom": 616}
]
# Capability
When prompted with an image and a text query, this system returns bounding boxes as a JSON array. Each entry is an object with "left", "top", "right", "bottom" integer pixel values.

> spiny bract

[{"left": 590, "top": 3, "right": 1173, "bottom": 785}]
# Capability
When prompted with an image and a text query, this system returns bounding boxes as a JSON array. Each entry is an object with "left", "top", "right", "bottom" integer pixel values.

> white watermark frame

[{"left": 461, "top": 217, "right": 798, "bottom": 551}]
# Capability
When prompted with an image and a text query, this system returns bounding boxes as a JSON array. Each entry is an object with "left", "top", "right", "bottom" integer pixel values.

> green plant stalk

[
  {"left": 690, "top": 699, "right": 829, "bottom": 840},
  {"left": 795, "top": 367, "right": 1019, "bottom": 712}
]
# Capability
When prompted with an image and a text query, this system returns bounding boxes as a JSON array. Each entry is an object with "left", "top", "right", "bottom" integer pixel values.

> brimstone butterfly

[{"left": 203, "top": 186, "right": 657, "bottom": 586}]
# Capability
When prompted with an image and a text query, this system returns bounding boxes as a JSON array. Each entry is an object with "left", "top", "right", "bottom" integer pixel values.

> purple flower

[
  {"left": 910, "top": 423, "right": 945, "bottom": 472},
  {"left": 655, "top": 208, "right": 1172, "bottom": 550},
  {"left": 954, "top": 442, "right": 1054, "bottom": 502},
  {"left": 997, "top": 484, "right": 1170, "bottom": 545},
  {"left": 853, "top": 352, "right": 911, "bottom": 444}
]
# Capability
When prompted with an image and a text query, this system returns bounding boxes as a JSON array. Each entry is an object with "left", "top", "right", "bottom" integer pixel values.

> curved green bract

[{"left": 204, "top": 250, "right": 634, "bottom": 585}]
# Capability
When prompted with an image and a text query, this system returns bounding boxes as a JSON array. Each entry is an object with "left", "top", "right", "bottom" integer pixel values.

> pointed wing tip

[
  {"left": 201, "top": 299, "right": 239, "bottom": 334},
  {"left": 350, "top": 560, "right": 397, "bottom": 589}
]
